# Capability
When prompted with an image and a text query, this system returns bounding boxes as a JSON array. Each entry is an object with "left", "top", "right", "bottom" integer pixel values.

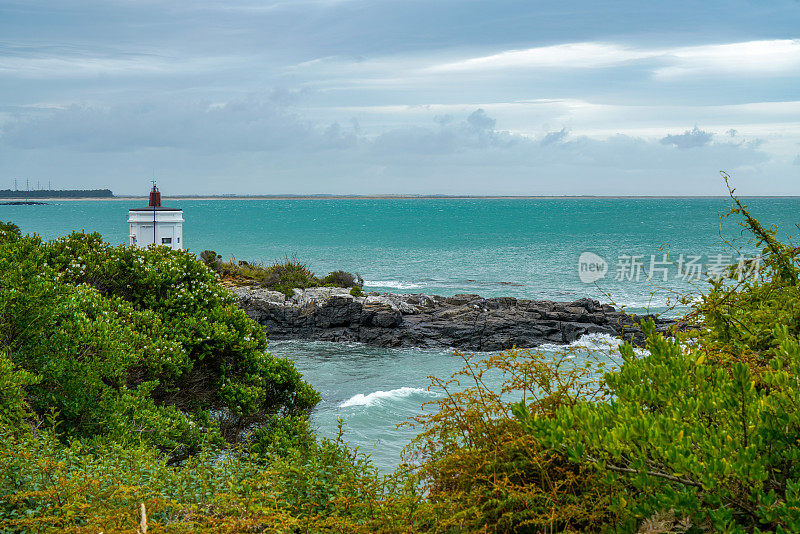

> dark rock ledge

[{"left": 232, "top": 287, "right": 676, "bottom": 351}]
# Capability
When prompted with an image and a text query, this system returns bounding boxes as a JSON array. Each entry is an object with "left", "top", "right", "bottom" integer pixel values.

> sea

[{"left": 4, "top": 197, "right": 797, "bottom": 470}]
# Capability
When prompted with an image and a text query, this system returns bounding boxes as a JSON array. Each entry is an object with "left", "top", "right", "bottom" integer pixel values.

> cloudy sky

[{"left": 1, "top": 0, "right": 799, "bottom": 195}]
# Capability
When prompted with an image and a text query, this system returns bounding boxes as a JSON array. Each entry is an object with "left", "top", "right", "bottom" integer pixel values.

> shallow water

[{"left": 269, "top": 334, "right": 627, "bottom": 470}]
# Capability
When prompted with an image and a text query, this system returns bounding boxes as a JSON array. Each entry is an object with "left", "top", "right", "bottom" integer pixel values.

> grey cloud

[
  {"left": 372, "top": 126, "right": 457, "bottom": 154},
  {"left": 1, "top": 98, "right": 347, "bottom": 152},
  {"left": 365, "top": 112, "right": 768, "bottom": 187},
  {"left": 794, "top": 154, "right": 800, "bottom": 166},
  {"left": 268, "top": 87, "right": 314, "bottom": 106},
  {"left": 660, "top": 126, "right": 714, "bottom": 149},
  {"left": 352, "top": 127, "right": 774, "bottom": 195},
  {"left": 0, "top": 103, "right": 778, "bottom": 195},
  {"left": 540, "top": 128, "right": 569, "bottom": 146},
  {"left": 372, "top": 110, "right": 517, "bottom": 155},
  {"left": 466, "top": 109, "right": 495, "bottom": 131},
  {"left": 321, "top": 122, "right": 359, "bottom": 149}
]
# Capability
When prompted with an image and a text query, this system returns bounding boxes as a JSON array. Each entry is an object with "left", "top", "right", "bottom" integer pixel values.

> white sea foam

[
  {"left": 532, "top": 332, "right": 618, "bottom": 352},
  {"left": 568, "top": 333, "right": 625, "bottom": 350},
  {"left": 364, "top": 280, "right": 423, "bottom": 290},
  {"left": 339, "top": 387, "right": 437, "bottom": 408},
  {"left": 536, "top": 332, "right": 650, "bottom": 357}
]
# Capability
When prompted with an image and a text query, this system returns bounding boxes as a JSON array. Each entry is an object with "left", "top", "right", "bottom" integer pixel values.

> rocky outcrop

[{"left": 232, "top": 286, "right": 677, "bottom": 351}]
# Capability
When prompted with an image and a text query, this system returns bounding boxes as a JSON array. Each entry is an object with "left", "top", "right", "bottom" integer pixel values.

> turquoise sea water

[{"left": 4, "top": 197, "right": 798, "bottom": 470}]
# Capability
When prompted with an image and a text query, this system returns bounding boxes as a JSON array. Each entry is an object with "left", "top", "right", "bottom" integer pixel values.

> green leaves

[
  {"left": 1, "top": 230, "right": 318, "bottom": 456},
  {"left": 516, "top": 316, "right": 800, "bottom": 531},
  {"left": 0, "top": 351, "right": 40, "bottom": 427}
]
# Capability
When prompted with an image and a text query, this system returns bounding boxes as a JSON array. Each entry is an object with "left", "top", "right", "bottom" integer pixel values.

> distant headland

[{"left": 0, "top": 189, "right": 113, "bottom": 199}]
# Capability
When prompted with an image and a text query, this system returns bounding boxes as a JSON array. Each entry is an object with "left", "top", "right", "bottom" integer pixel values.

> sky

[{"left": 1, "top": 0, "right": 799, "bottom": 195}]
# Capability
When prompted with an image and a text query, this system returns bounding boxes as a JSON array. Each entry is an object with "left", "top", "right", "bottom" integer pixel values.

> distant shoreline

[{"left": 2, "top": 195, "right": 799, "bottom": 202}]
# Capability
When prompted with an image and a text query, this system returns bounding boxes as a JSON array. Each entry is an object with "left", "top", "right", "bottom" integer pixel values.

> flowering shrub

[{"left": 0, "top": 230, "right": 318, "bottom": 457}]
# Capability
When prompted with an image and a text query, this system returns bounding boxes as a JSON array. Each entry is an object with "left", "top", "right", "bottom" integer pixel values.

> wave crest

[
  {"left": 363, "top": 280, "right": 422, "bottom": 290},
  {"left": 339, "top": 387, "right": 437, "bottom": 408}
]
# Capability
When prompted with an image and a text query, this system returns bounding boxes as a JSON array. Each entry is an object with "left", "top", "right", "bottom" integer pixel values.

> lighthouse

[{"left": 127, "top": 183, "right": 184, "bottom": 250}]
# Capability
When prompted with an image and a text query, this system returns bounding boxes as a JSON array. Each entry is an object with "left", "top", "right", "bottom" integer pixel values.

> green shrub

[
  {"left": 516, "top": 320, "right": 800, "bottom": 531},
  {"left": 407, "top": 347, "right": 621, "bottom": 533},
  {"left": 200, "top": 249, "right": 221, "bottom": 268},
  {"left": 200, "top": 253, "right": 365, "bottom": 297},
  {"left": 350, "top": 285, "right": 364, "bottom": 297},
  {"left": 321, "top": 270, "right": 360, "bottom": 288},
  {"left": 0, "top": 220, "right": 20, "bottom": 241},
  {"left": 682, "top": 174, "right": 800, "bottom": 371},
  {"left": 262, "top": 258, "right": 319, "bottom": 296},
  {"left": 0, "top": 418, "right": 425, "bottom": 533},
  {"left": 0, "top": 230, "right": 319, "bottom": 457},
  {"left": 0, "top": 352, "right": 39, "bottom": 427}
]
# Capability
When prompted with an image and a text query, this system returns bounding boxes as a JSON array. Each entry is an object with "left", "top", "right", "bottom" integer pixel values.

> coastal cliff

[{"left": 232, "top": 286, "right": 675, "bottom": 350}]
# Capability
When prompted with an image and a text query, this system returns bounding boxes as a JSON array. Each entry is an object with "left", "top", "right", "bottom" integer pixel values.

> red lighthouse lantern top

[{"left": 148, "top": 182, "right": 161, "bottom": 208}]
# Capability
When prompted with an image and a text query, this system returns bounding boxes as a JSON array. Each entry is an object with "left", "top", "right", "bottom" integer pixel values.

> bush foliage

[
  {"left": 3, "top": 176, "right": 800, "bottom": 532},
  {"left": 0, "top": 229, "right": 318, "bottom": 459},
  {"left": 202, "top": 251, "right": 363, "bottom": 296}
]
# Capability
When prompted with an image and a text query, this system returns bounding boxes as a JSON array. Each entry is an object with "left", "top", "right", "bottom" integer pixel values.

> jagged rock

[
  {"left": 233, "top": 286, "right": 286, "bottom": 304},
  {"left": 232, "top": 286, "right": 677, "bottom": 351},
  {"left": 291, "top": 287, "right": 354, "bottom": 307}
]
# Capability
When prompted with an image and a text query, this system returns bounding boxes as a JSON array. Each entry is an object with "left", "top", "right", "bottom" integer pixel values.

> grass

[{"left": 201, "top": 251, "right": 362, "bottom": 297}]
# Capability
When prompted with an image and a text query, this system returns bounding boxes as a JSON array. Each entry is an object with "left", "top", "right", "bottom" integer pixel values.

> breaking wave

[
  {"left": 363, "top": 280, "right": 423, "bottom": 290},
  {"left": 339, "top": 387, "right": 438, "bottom": 408}
]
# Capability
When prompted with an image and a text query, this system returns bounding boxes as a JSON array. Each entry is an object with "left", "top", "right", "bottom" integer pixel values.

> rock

[
  {"left": 291, "top": 287, "right": 354, "bottom": 307},
  {"left": 230, "top": 286, "right": 678, "bottom": 351},
  {"left": 235, "top": 286, "right": 286, "bottom": 304},
  {"left": 364, "top": 295, "right": 418, "bottom": 314},
  {"left": 444, "top": 294, "right": 480, "bottom": 306}
]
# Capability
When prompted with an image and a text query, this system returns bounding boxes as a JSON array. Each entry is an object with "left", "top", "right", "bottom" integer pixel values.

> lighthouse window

[
  {"left": 177, "top": 237, "right": 180, "bottom": 243},
  {"left": 161, "top": 237, "right": 172, "bottom": 245}
]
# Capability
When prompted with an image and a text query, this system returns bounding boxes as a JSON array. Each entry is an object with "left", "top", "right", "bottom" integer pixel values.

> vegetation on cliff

[
  {"left": 201, "top": 250, "right": 363, "bottom": 296},
  {"left": 1, "top": 179, "right": 800, "bottom": 532}
]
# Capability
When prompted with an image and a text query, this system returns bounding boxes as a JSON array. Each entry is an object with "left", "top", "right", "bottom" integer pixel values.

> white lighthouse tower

[{"left": 128, "top": 183, "right": 184, "bottom": 250}]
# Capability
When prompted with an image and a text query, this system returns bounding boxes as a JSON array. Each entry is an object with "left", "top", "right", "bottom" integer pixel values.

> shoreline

[{"left": 233, "top": 286, "right": 678, "bottom": 351}]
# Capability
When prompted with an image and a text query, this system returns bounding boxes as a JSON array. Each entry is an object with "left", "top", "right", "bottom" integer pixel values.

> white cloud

[
  {"left": 0, "top": 43, "right": 238, "bottom": 79},
  {"left": 660, "top": 127, "right": 714, "bottom": 149},
  {"left": 428, "top": 42, "right": 651, "bottom": 72},
  {"left": 426, "top": 39, "right": 800, "bottom": 79},
  {"left": 655, "top": 40, "right": 800, "bottom": 78}
]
